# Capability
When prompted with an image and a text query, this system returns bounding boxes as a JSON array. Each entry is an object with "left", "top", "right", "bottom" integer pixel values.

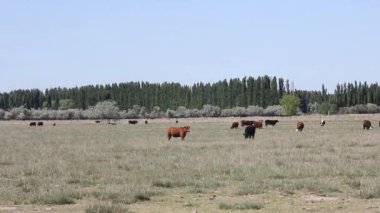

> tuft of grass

[
  {"left": 357, "top": 185, "right": 380, "bottom": 199},
  {"left": 31, "top": 193, "right": 76, "bottom": 205},
  {"left": 134, "top": 192, "right": 151, "bottom": 201},
  {"left": 189, "top": 187, "right": 204, "bottom": 194},
  {"left": 237, "top": 182, "right": 266, "bottom": 195},
  {"left": 86, "top": 203, "right": 129, "bottom": 213},
  {"left": 67, "top": 178, "right": 81, "bottom": 185},
  {"left": 219, "top": 202, "right": 263, "bottom": 210},
  {"left": 152, "top": 180, "right": 173, "bottom": 188},
  {"left": 0, "top": 161, "right": 13, "bottom": 166},
  {"left": 183, "top": 202, "right": 199, "bottom": 207}
]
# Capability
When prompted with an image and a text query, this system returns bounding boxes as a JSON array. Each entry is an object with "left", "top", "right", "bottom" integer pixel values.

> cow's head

[{"left": 183, "top": 126, "right": 190, "bottom": 132}]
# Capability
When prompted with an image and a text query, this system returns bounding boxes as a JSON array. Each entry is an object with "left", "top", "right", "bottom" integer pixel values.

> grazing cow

[
  {"left": 363, "top": 120, "right": 373, "bottom": 130},
  {"left": 176, "top": 120, "right": 179, "bottom": 124},
  {"left": 243, "top": 125, "right": 256, "bottom": 139},
  {"left": 145, "top": 120, "right": 148, "bottom": 124},
  {"left": 296, "top": 121, "right": 304, "bottom": 132},
  {"left": 37, "top": 121, "right": 43, "bottom": 126},
  {"left": 128, "top": 120, "right": 138, "bottom": 125},
  {"left": 53, "top": 122, "right": 56, "bottom": 126},
  {"left": 253, "top": 120, "right": 263, "bottom": 129},
  {"left": 231, "top": 122, "right": 239, "bottom": 129},
  {"left": 265, "top": 119, "right": 279, "bottom": 126},
  {"left": 320, "top": 120, "right": 326, "bottom": 126},
  {"left": 95, "top": 120, "right": 101, "bottom": 123},
  {"left": 240, "top": 120, "right": 254, "bottom": 126},
  {"left": 167, "top": 126, "right": 190, "bottom": 141},
  {"left": 29, "top": 122, "right": 36, "bottom": 126}
]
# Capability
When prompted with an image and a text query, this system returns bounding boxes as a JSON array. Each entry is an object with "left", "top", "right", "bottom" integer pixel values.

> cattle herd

[
  {"left": 29, "top": 121, "right": 44, "bottom": 126},
  {"left": 27, "top": 118, "right": 379, "bottom": 142},
  {"left": 236, "top": 118, "right": 378, "bottom": 140}
]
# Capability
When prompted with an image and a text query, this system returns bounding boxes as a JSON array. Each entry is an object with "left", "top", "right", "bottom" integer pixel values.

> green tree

[
  {"left": 93, "top": 100, "right": 120, "bottom": 123},
  {"left": 280, "top": 95, "right": 300, "bottom": 116},
  {"left": 59, "top": 99, "right": 75, "bottom": 110}
]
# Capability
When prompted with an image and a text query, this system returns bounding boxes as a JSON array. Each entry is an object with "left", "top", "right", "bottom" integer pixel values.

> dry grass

[{"left": 1, "top": 115, "right": 380, "bottom": 212}]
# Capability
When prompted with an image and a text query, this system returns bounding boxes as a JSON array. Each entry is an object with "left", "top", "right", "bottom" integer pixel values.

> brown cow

[
  {"left": 363, "top": 120, "right": 372, "bottom": 130},
  {"left": 296, "top": 121, "right": 304, "bottom": 132},
  {"left": 37, "top": 121, "right": 43, "bottom": 126},
  {"left": 231, "top": 122, "right": 239, "bottom": 129},
  {"left": 29, "top": 122, "right": 36, "bottom": 126},
  {"left": 241, "top": 120, "right": 254, "bottom": 126},
  {"left": 320, "top": 120, "right": 326, "bottom": 126},
  {"left": 167, "top": 126, "right": 190, "bottom": 141},
  {"left": 253, "top": 120, "right": 263, "bottom": 129}
]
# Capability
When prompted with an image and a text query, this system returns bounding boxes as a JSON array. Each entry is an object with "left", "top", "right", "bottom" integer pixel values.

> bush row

[
  {"left": 1, "top": 102, "right": 379, "bottom": 120},
  {"left": 0, "top": 104, "right": 283, "bottom": 120}
]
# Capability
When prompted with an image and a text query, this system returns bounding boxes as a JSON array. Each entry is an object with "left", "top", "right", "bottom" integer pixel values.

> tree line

[{"left": 0, "top": 76, "right": 379, "bottom": 113}]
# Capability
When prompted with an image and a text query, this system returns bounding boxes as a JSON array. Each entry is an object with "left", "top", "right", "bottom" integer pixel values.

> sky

[{"left": 0, "top": 0, "right": 379, "bottom": 93}]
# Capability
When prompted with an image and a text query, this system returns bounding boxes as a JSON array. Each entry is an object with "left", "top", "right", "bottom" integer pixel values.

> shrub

[
  {"left": 263, "top": 105, "right": 282, "bottom": 116},
  {"left": 246, "top": 105, "right": 263, "bottom": 116},
  {"left": 200, "top": 104, "right": 221, "bottom": 117}
]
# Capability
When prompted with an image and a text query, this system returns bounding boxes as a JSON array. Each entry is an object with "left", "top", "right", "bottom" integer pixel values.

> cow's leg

[{"left": 180, "top": 133, "right": 184, "bottom": 141}]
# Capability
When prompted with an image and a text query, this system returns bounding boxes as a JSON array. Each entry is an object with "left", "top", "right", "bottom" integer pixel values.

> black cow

[
  {"left": 37, "top": 121, "right": 43, "bottom": 126},
  {"left": 145, "top": 120, "right": 148, "bottom": 124},
  {"left": 363, "top": 120, "right": 372, "bottom": 130},
  {"left": 29, "top": 122, "right": 36, "bottom": 126},
  {"left": 128, "top": 120, "right": 138, "bottom": 125},
  {"left": 243, "top": 125, "right": 256, "bottom": 139},
  {"left": 265, "top": 119, "right": 279, "bottom": 126},
  {"left": 95, "top": 120, "right": 101, "bottom": 123}
]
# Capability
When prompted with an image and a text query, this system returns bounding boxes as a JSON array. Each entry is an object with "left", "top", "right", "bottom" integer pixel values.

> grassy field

[{"left": 1, "top": 115, "right": 380, "bottom": 212}]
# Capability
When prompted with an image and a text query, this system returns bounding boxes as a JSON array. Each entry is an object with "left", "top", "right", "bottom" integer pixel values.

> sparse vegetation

[
  {"left": 1, "top": 115, "right": 380, "bottom": 211},
  {"left": 86, "top": 203, "right": 129, "bottom": 213}
]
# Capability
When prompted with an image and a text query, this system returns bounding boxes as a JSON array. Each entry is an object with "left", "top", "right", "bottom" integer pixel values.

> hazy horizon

[{"left": 1, "top": 1, "right": 379, "bottom": 93}]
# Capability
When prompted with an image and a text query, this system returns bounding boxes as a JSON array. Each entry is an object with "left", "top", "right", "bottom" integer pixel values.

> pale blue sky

[{"left": 1, "top": 0, "right": 379, "bottom": 93}]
